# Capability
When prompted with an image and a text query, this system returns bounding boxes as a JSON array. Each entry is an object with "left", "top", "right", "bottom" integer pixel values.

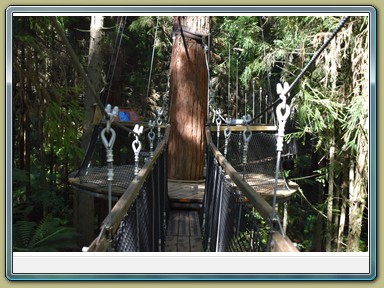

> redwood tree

[{"left": 167, "top": 16, "right": 210, "bottom": 180}]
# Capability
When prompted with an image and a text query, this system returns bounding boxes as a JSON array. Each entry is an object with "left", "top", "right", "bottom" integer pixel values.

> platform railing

[
  {"left": 203, "top": 126, "right": 298, "bottom": 252},
  {"left": 86, "top": 127, "right": 170, "bottom": 252}
]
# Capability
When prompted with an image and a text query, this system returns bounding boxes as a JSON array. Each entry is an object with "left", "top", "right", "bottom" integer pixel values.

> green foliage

[
  {"left": 44, "top": 98, "right": 84, "bottom": 161},
  {"left": 341, "top": 92, "right": 368, "bottom": 154},
  {"left": 12, "top": 168, "right": 29, "bottom": 201},
  {"left": 13, "top": 215, "right": 79, "bottom": 252},
  {"left": 228, "top": 207, "right": 270, "bottom": 251},
  {"left": 286, "top": 193, "right": 324, "bottom": 251},
  {"left": 11, "top": 15, "right": 369, "bottom": 252},
  {"left": 295, "top": 81, "right": 342, "bottom": 142},
  {"left": 129, "top": 16, "right": 155, "bottom": 33},
  {"left": 12, "top": 15, "right": 83, "bottom": 252}
]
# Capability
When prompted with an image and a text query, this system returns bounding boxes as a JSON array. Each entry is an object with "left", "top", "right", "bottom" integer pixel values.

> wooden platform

[
  {"left": 244, "top": 173, "right": 299, "bottom": 203},
  {"left": 168, "top": 179, "right": 205, "bottom": 203},
  {"left": 68, "top": 165, "right": 136, "bottom": 197},
  {"left": 210, "top": 125, "right": 277, "bottom": 132},
  {"left": 164, "top": 210, "right": 204, "bottom": 252}
]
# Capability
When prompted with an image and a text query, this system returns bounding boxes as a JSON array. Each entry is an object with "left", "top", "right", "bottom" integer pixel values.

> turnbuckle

[
  {"left": 132, "top": 124, "right": 143, "bottom": 176},
  {"left": 276, "top": 82, "right": 291, "bottom": 152}
]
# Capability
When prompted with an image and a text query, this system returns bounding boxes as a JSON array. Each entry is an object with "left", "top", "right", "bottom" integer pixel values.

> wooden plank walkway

[
  {"left": 164, "top": 210, "right": 204, "bottom": 252},
  {"left": 168, "top": 180, "right": 205, "bottom": 203}
]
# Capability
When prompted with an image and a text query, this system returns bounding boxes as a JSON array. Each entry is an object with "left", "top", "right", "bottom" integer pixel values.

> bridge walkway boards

[
  {"left": 164, "top": 180, "right": 205, "bottom": 252},
  {"left": 164, "top": 209, "right": 204, "bottom": 252}
]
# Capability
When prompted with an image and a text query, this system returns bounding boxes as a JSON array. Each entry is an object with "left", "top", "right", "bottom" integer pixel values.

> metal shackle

[
  {"left": 132, "top": 138, "right": 142, "bottom": 154},
  {"left": 101, "top": 127, "right": 116, "bottom": 149}
]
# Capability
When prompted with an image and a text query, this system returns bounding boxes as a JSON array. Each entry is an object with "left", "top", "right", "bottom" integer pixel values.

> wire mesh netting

[
  {"left": 202, "top": 152, "right": 269, "bottom": 252},
  {"left": 110, "top": 148, "right": 169, "bottom": 252},
  {"left": 213, "top": 130, "right": 294, "bottom": 202},
  {"left": 72, "top": 125, "right": 165, "bottom": 192}
]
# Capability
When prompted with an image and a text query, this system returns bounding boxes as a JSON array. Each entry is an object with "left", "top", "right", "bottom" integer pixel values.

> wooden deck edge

[
  {"left": 210, "top": 125, "right": 277, "bottom": 132},
  {"left": 168, "top": 178, "right": 206, "bottom": 184},
  {"left": 69, "top": 180, "right": 126, "bottom": 197}
]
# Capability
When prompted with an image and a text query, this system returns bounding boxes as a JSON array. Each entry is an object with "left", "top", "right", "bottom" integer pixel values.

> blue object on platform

[{"left": 119, "top": 111, "right": 131, "bottom": 122}]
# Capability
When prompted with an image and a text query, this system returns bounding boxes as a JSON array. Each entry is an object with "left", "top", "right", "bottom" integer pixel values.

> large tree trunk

[
  {"left": 80, "top": 16, "right": 104, "bottom": 151},
  {"left": 168, "top": 16, "right": 210, "bottom": 180}
]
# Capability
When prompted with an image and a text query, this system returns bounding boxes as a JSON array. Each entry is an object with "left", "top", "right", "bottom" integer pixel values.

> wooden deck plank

[
  {"left": 165, "top": 209, "right": 203, "bottom": 252},
  {"left": 177, "top": 236, "right": 190, "bottom": 252},
  {"left": 178, "top": 210, "right": 189, "bottom": 236},
  {"left": 167, "top": 211, "right": 179, "bottom": 236},
  {"left": 190, "top": 237, "right": 204, "bottom": 252},
  {"left": 189, "top": 210, "right": 201, "bottom": 237},
  {"left": 164, "top": 236, "right": 178, "bottom": 252}
]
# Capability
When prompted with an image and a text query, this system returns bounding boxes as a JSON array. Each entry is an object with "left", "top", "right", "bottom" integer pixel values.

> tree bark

[
  {"left": 168, "top": 16, "right": 210, "bottom": 180},
  {"left": 336, "top": 186, "right": 347, "bottom": 251},
  {"left": 81, "top": 16, "right": 104, "bottom": 151},
  {"left": 75, "top": 16, "right": 103, "bottom": 247},
  {"left": 347, "top": 143, "right": 368, "bottom": 251},
  {"left": 347, "top": 90, "right": 368, "bottom": 252}
]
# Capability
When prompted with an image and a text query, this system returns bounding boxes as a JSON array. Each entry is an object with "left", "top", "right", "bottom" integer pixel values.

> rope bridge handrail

[
  {"left": 204, "top": 126, "right": 298, "bottom": 252},
  {"left": 86, "top": 126, "right": 170, "bottom": 252}
]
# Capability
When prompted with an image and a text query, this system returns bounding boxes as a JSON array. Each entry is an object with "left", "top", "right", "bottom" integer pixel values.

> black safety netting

[
  {"left": 71, "top": 124, "right": 166, "bottom": 192},
  {"left": 213, "top": 130, "right": 293, "bottom": 197},
  {"left": 110, "top": 147, "right": 169, "bottom": 252},
  {"left": 201, "top": 152, "right": 269, "bottom": 252}
]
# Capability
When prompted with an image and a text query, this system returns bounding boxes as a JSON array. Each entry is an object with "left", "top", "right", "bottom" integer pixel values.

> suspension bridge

[
  {"left": 69, "top": 119, "right": 299, "bottom": 252},
  {"left": 66, "top": 16, "right": 350, "bottom": 253}
]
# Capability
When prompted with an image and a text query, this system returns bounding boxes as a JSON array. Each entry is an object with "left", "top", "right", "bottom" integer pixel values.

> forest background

[{"left": 9, "top": 12, "right": 370, "bottom": 254}]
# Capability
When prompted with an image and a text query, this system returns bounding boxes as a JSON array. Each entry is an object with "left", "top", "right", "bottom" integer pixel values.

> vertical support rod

[
  {"left": 244, "top": 92, "right": 247, "bottom": 116},
  {"left": 157, "top": 157, "right": 162, "bottom": 251},
  {"left": 259, "top": 87, "right": 262, "bottom": 124},
  {"left": 265, "top": 95, "right": 268, "bottom": 124},
  {"left": 252, "top": 80, "right": 255, "bottom": 119},
  {"left": 215, "top": 168, "right": 224, "bottom": 252},
  {"left": 236, "top": 56, "right": 239, "bottom": 119},
  {"left": 136, "top": 199, "right": 140, "bottom": 251},
  {"left": 151, "top": 169, "right": 156, "bottom": 251},
  {"left": 206, "top": 159, "right": 219, "bottom": 252},
  {"left": 227, "top": 37, "right": 231, "bottom": 116}
]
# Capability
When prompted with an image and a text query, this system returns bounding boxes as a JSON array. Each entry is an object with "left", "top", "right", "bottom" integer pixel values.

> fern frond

[
  {"left": 26, "top": 215, "right": 79, "bottom": 251},
  {"left": 13, "top": 220, "right": 37, "bottom": 249},
  {"left": 29, "top": 215, "right": 58, "bottom": 246}
]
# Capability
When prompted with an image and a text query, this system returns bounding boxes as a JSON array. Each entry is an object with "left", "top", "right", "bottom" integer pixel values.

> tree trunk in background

[
  {"left": 347, "top": 144, "right": 368, "bottom": 251},
  {"left": 20, "top": 38, "right": 31, "bottom": 200},
  {"left": 81, "top": 16, "right": 104, "bottom": 151},
  {"left": 347, "top": 91, "right": 368, "bottom": 252},
  {"left": 315, "top": 183, "right": 324, "bottom": 252},
  {"left": 77, "top": 16, "right": 104, "bottom": 247},
  {"left": 326, "top": 135, "right": 335, "bottom": 252},
  {"left": 336, "top": 186, "right": 347, "bottom": 251},
  {"left": 168, "top": 16, "right": 210, "bottom": 180},
  {"left": 314, "top": 152, "right": 324, "bottom": 252}
]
